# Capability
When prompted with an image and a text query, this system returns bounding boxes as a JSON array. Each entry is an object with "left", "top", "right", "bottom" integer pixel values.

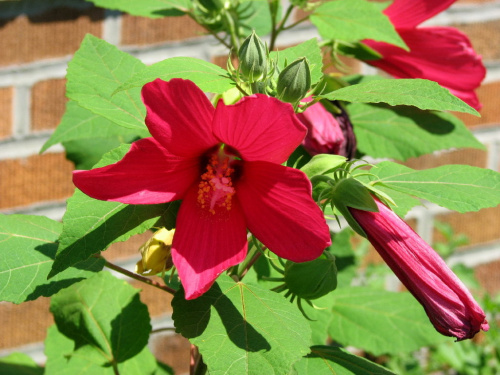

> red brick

[
  {"left": 403, "top": 147, "right": 487, "bottom": 170},
  {"left": 0, "top": 87, "right": 13, "bottom": 140},
  {"left": 0, "top": 298, "right": 52, "bottom": 349},
  {"left": 0, "top": 7, "right": 103, "bottom": 66},
  {"left": 475, "top": 258, "right": 500, "bottom": 295},
  {"left": 453, "top": 21, "right": 500, "bottom": 61},
  {"left": 150, "top": 332, "right": 191, "bottom": 375},
  {"left": 121, "top": 14, "right": 204, "bottom": 45},
  {"left": 0, "top": 153, "right": 74, "bottom": 209},
  {"left": 434, "top": 206, "right": 500, "bottom": 247},
  {"left": 455, "top": 81, "right": 500, "bottom": 127},
  {"left": 31, "top": 79, "right": 67, "bottom": 132}
]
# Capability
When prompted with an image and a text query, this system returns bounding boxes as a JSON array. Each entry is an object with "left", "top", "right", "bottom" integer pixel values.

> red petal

[
  {"left": 172, "top": 186, "right": 248, "bottom": 299},
  {"left": 365, "top": 27, "right": 485, "bottom": 110},
  {"left": 73, "top": 138, "right": 199, "bottom": 204},
  {"left": 212, "top": 94, "right": 306, "bottom": 164},
  {"left": 237, "top": 161, "right": 331, "bottom": 262},
  {"left": 384, "top": 0, "right": 456, "bottom": 29},
  {"left": 142, "top": 78, "right": 218, "bottom": 158}
]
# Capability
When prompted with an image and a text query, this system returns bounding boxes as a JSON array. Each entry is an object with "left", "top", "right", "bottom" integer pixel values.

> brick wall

[{"left": 0, "top": 1, "right": 499, "bottom": 373}]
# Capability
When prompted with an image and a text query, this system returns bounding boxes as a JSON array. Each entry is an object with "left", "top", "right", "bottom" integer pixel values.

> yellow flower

[{"left": 135, "top": 228, "right": 175, "bottom": 276}]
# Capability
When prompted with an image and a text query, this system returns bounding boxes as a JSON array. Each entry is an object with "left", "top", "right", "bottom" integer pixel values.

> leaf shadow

[
  {"left": 372, "top": 103, "right": 456, "bottom": 135},
  {"left": 49, "top": 201, "right": 177, "bottom": 278},
  {"left": 174, "top": 283, "right": 271, "bottom": 352},
  {"left": 110, "top": 293, "right": 150, "bottom": 363},
  {"left": 22, "top": 245, "right": 103, "bottom": 303}
]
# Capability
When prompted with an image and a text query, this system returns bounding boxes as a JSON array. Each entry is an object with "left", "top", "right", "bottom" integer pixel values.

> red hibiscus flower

[
  {"left": 73, "top": 78, "right": 332, "bottom": 299},
  {"left": 349, "top": 198, "right": 489, "bottom": 340},
  {"left": 364, "top": 0, "right": 486, "bottom": 110}
]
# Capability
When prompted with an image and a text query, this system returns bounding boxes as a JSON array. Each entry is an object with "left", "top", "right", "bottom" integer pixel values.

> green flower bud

[
  {"left": 284, "top": 252, "right": 337, "bottom": 300},
  {"left": 277, "top": 57, "right": 311, "bottom": 104},
  {"left": 238, "top": 31, "right": 267, "bottom": 82}
]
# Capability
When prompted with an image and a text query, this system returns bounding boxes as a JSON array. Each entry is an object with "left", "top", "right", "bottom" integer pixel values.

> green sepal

[
  {"left": 284, "top": 251, "right": 338, "bottom": 300},
  {"left": 331, "top": 178, "right": 378, "bottom": 237},
  {"left": 301, "top": 154, "right": 347, "bottom": 179}
]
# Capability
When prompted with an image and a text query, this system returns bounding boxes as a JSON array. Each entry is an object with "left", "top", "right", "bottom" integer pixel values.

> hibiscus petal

[
  {"left": 172, "top": 186, "right": 248, "bottom": 300},
  {"left": 237, "top": 161, "right": 331, "bottom": 262},
  {"left": 73, "top": 138, "right": 200, "bottom": 204},
  {"left": 365, "top": 27, "right": 486, "bottom": 110},
  {"left": 384, "top": 0, "right": 456, "bottom": 29},
  {"left": 212, "top": 94, "right": 306, "bottom": 164},
  {"left": 142, "top": 78, "right": 218, "bottom": 158}
]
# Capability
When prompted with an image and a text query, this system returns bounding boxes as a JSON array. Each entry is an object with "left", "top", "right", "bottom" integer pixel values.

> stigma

[{"left": 197, "top": 148, "right": 235, "bottom": 215}]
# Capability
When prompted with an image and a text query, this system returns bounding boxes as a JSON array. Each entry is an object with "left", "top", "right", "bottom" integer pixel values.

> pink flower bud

[
  {"left": 349, "top": 198, "right": 489, "bottom": 341},
  {"left": 297, "top": 99, "right": 356, "bottom": 159}
]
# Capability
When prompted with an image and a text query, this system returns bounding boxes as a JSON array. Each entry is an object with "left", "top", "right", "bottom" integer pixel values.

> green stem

[
  {"left": 268, "top": 0, "right": 281, "bottom": 51},
  {"left": 186, "top": 12, "right": 232, "bottom": 50},
  {"left": 270, "top": 4, "right": 294, "bottom": 50},
  {"left": 282, "top": 15, "right": 310, "bottom": 31},
  {"left": 223, "top": 9, "right": 240, "bottom": 51},
  {"left": 100, "top": 256, "right": 177, "bottom": 295}
]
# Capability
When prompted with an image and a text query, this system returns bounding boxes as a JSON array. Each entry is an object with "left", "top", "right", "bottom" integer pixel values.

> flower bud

[
  {"left": 277, "top": 57, "right": 311, "bottom": 104},
  {"left": 284, "top": 251, "right": 337, "bottom": 300},
  {"left": 135, "top": 228, "right": 175, "bottom": 275},
  {"left": 238, "top": 31, "right": 267, "bottom": 82}
]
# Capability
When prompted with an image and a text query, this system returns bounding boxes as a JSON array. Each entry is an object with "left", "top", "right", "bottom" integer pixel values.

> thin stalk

[
  {"left": 270, "top": 4, "right": 294, "bottom": 50},
  {"left": 282, "top": 15, "right": 310, "bottom": 31},
  {"left": 186, "top": 12, "right": 232, "bottom": 50},
  {"left": 223, "top": 9, "right": 240, "bottom": 50},
  {"left": 100, "top": 256, "right": 177, "bottom": 295},
  {"left": 268, "top": 0, "right": 281, "bottom": 51}
]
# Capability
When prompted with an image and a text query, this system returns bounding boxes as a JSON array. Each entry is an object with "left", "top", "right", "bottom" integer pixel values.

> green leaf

[
  {"left": 49, "top": 273, "right": 152, "bottom": 368},
  {"left": 0, "top": 214, "right": 103, "bottom": 304},
  {"left": 0, "top": 352, "right": 43, "bottom": 375},
  {"left": 293, "top": 345, "right": 397, "bottom": 375},
  {"left": 87, "top": 0, "right": 191, "bottom": 17},
  {"left": 311, "top": 0, "right": 407, "bottom": 50},
  {"left": 45, "top": 324, "right": 159, "bottom": 374},
  {"left": 323, "top": 79, "right": 479, "bottom": 116},
  {"left": 327, "top": 288, "right": 447, "bottom": 355},
  {"left": 50, "top": 145, "right": 179, "bottom": 277},
  {"left": 348, "top": 103, "right": 484, "bottom": 161},
  {"left": 172, "top": 274, "right": 311, "bottom": 375},
  {"left": 66, "top": 34, "right": 147, "bottom": 131},
  {"left": 371, "top": 161, "right": 500, "bottom": 213},
  {"left": 116, "top": 57, "right": 234, "bottom": 94},
  {"left": 327, "top": 229, "right": 356, "bottom": 289},
  {"left": 270, "top": 39, "right": 323, "bottom": 87},
  {"left": 239, "top": 0, "right": 277, "bottom": 36},
  {"left": 63, "top": 135, "right": 139, "bottom": 170},
  {"left": 41, "top": 101, "right": 149, "bottom": 153},
  {"left": 45, "top": 325, "right": 159, "bottom": 374}
]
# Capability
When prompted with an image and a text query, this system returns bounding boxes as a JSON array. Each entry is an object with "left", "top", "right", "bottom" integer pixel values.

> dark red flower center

[{"left": 197, "top": 147, "right": 237, "bottom": 215}]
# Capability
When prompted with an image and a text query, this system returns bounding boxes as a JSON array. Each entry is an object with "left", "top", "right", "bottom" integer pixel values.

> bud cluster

[{"left": 231, "top": 31, "right": 313, "bottom": 105}]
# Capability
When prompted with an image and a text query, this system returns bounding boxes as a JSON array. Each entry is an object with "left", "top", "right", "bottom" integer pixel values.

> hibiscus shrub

[{"left": 1, "top": 0, "right": 499, "bottom": 374}]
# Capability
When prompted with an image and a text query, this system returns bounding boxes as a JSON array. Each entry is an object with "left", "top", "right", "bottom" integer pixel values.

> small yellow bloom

[{"left": 135, "top": 228, "right": 175, "bottom": 276}]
